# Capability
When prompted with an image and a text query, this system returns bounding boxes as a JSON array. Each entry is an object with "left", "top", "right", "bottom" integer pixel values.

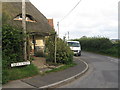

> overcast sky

[{"left": 30, "top": 0, "right": 119, "bottom": 39}]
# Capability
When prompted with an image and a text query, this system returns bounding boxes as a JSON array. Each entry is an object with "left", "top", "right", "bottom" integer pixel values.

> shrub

[
  {"left": 45, "top": 32, "right": 73, "bottom": 64},
  {"left": 56, "top": 38, "right": 73, "bottom": 64},
  {"left": 45, "top": 31, "right": 56, "bottom": 62},
  {"left": 34, "top": 51, "right": 45, "bottom": 57},
  {"left": 2, "top": 25, "right": 24, "bottom": 69}
]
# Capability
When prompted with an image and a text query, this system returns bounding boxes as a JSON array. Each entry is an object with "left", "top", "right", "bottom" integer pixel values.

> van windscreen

[{"left": 68, "top": 42, "right": 80, "bottom": 47}]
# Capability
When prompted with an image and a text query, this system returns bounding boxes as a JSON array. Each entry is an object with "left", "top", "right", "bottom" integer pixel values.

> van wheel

[{"left": 78, "top": 52, "right": 81, "bottom": 56}]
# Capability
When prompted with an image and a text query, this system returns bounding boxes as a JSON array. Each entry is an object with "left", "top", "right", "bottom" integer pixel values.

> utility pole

[
  {"left": 54, "top": 22, "right": 59, "bottom": 64},
  {"left": 68, "top": 31, "right": 69, "bottom": 40},
  {"left": 57, "top": 22, "right": 59, "bottom": 37},
  {"left": 54, "top": 33, "right": 57, "bottom": 64},
  {"left": 22, "top": 0, "right": 27, "bottom": 61}
]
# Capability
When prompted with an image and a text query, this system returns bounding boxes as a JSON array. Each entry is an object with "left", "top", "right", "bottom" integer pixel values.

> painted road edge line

[{"left": 39, "top": 59, "right": 89, "bottom": 88}]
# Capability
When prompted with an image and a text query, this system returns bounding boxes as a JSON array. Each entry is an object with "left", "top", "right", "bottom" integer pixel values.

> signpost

[{"left": 11, "top": 61, "right": 30, "bottom": 67}]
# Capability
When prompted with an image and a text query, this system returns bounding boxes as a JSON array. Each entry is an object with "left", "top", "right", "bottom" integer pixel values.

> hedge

[{"left": 73, "top": 37, "right": 119, "bottom": 58}]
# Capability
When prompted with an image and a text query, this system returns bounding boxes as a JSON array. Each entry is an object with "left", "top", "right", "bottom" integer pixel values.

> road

[{"left": 59, "top": 51, "right": 118, "bottom": 88}]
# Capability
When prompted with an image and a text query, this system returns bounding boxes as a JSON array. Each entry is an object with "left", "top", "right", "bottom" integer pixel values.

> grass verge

[
  {"left": 44, "top": 63, "right": 77, "bottom": 74},
  {"left": 83, "top": 50, "right": 119, "bottom": 58},
  {"left": 3, "top": 63, "right": 77, "bottom": 84},
  {"left": 2, "top": 64, "right": 39, "bottom": 84}
]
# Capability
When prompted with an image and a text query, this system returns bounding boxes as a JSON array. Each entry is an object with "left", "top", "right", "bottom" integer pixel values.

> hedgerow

[{"left": 73, "top": 37, "right": 119, "bottom": 58}]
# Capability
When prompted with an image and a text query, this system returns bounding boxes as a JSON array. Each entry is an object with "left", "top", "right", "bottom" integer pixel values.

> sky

[{"left": 29, "top": 0, "right": 119, "bottom": 40}]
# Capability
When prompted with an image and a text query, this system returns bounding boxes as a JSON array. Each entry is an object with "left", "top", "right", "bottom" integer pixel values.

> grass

[
  {"left": 3, "top": 62, "right": 77, "bottom": 84},
  {"left": 83, "top": 48, "right": 119, "bottom": 58},
  {"left": 46, "top": 61, "right": 63, "bottom": 66},
  {"left": 2, "top": 64, "right": 39, "bottom": 84},
  {"left": 44, "top": 63, "right": 77, "bottom": 74}
]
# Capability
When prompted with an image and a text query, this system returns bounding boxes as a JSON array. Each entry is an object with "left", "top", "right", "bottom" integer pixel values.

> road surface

[{"left": 59, "top": 51, "right": 118, "bottom": 88}]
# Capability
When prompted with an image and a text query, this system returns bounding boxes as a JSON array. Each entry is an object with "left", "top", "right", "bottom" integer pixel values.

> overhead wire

[{"left": 59, "top": 0, "right": 82, "bottom": 22}]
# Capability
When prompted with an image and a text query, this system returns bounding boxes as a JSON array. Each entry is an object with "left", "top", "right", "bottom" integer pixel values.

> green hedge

[
  {"left": 73, "top": 37, "right": 119, "bottom": 58},
  {"left": 45, "top": 32, "right": 73, "bottom": 64},
  {"left": 2, "top": 25, "right": 24, "bottom": 69},
  {"left": 2, "top": 25, "right": 39, "bottom": 84}
]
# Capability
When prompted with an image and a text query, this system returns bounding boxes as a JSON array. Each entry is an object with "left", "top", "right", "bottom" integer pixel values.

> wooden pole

[
  {"left": 54, "top": 22, "right": 59, "bottom": 63},
  {"left": 68, "top": 31, "right": 69, "bottom": 40},
  {"left": 27, "top": 36, "right": 30, "bottom": 60},
  {"left": 22, "top": 0, "right": 27, "bottom": 61},
  {"left": 54, "top": 33, "right": 57, "bottom": 64},
  {"left": 57, "top": 22, "right": 59, "bottom": 37},
  {"left": 33, "top": 35, "right": 36, "bottom": 55}
]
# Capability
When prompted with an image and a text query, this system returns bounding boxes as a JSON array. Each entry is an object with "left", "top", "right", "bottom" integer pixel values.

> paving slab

[{"left": 3, "top": 80, "right": 35, "bottom": 88}]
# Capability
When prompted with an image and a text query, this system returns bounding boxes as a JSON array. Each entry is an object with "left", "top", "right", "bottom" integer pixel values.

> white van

[{"left": 67, "top": 41, "right": 81, "bottom": 56}]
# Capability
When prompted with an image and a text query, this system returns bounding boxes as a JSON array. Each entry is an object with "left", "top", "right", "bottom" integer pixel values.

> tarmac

[{"left": 2, "top": 57, "right": 89, "bottom": 89}]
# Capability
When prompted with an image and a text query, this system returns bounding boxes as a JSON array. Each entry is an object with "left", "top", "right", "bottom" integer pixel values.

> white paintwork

[
  {"left": 67, "top": 41, "right": 81, "bottom": 54},
  {"left": 11, "top": 61, "right": 30, "bottom": 67}
]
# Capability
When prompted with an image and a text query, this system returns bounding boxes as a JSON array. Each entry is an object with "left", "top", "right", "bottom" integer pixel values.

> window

[
  {"left": 14, "top": 14, "right": 37, "bottom": 22},
  {"left": 68, "top": 42, "right": 80, "bottom": 47}
]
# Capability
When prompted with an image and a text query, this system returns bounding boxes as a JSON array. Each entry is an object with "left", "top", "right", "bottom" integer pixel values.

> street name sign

[{"left": 11, "top": 61, "right": 30, "bottom": 67}]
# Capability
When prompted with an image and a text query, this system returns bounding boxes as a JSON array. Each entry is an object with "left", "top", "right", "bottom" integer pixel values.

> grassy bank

[
  {"left": 83, "top": 49, "right": 118, "bottom": 58},
  {"left": 2, "top": 64, "right": 39, "bottom": 84}
]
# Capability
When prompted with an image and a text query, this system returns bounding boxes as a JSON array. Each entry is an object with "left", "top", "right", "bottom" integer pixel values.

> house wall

[{"left": 30, "top": 35, "right": 45, "bottom": 55}]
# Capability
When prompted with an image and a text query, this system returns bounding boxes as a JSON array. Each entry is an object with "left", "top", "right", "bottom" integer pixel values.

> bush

[
  {"left": 2, "top": 25, "right": 25, "bottom": 84},
  {"left": 45, "top": 32, "right": 73, "bottom": 64},
  {"left": 2, "top": 25, "right": 24, "bottom": 69},
  {"left": 45, "top": 31, "right": 56, "bottom": 62},
  {"left": 56, "top": 38, "right": 73, "bottom": 64},
  {"left": 34, "top": 51, "right": 45, "bottom": 57}
]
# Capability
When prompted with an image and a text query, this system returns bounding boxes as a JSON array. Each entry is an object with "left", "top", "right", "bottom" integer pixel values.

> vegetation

[
  {"left": 2, "top": 25, "right": 39, "bottom": 84},
  {"left": 34, "top": 51, "right": 45, "bottom": 57},
  {"left": 45, "top": 63, "right": 76, "bottom": 74},
  {"left": 2, "top": 64, "right": 39, "bottom": 84},
  {"left": 45, "top": 31, "right": 74, "bottom": 64},
  {"left": 2, "top": 14, "right": 74, "bottom": 84},
  {"left": 73, "top": 37, "right": 119, "bottom": 58},
  {"left": 2, "top": 25, "right": 24, "bottom": 69}
]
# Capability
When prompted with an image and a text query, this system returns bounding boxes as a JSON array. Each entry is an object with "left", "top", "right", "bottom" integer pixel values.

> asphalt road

[{"left": 59, "top": 51, "right": 119, "bottom": 88}]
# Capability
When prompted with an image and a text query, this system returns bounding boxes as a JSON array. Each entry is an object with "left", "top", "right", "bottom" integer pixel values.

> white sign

[{"left": 11, "top": 61, "right": 30, "bottom": 67}]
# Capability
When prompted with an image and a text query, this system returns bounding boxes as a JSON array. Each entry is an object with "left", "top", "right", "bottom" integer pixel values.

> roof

[
  {"left": 48, "top": 19, "right": 54, "bottom": 29},
  {"left": 2, "top": 1, "right": 52, "bottom": 36}
]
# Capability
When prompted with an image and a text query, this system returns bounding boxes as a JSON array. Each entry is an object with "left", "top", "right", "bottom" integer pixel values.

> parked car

[{"left": 67, "top": 41, "right": 81, "bottom": 56}]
